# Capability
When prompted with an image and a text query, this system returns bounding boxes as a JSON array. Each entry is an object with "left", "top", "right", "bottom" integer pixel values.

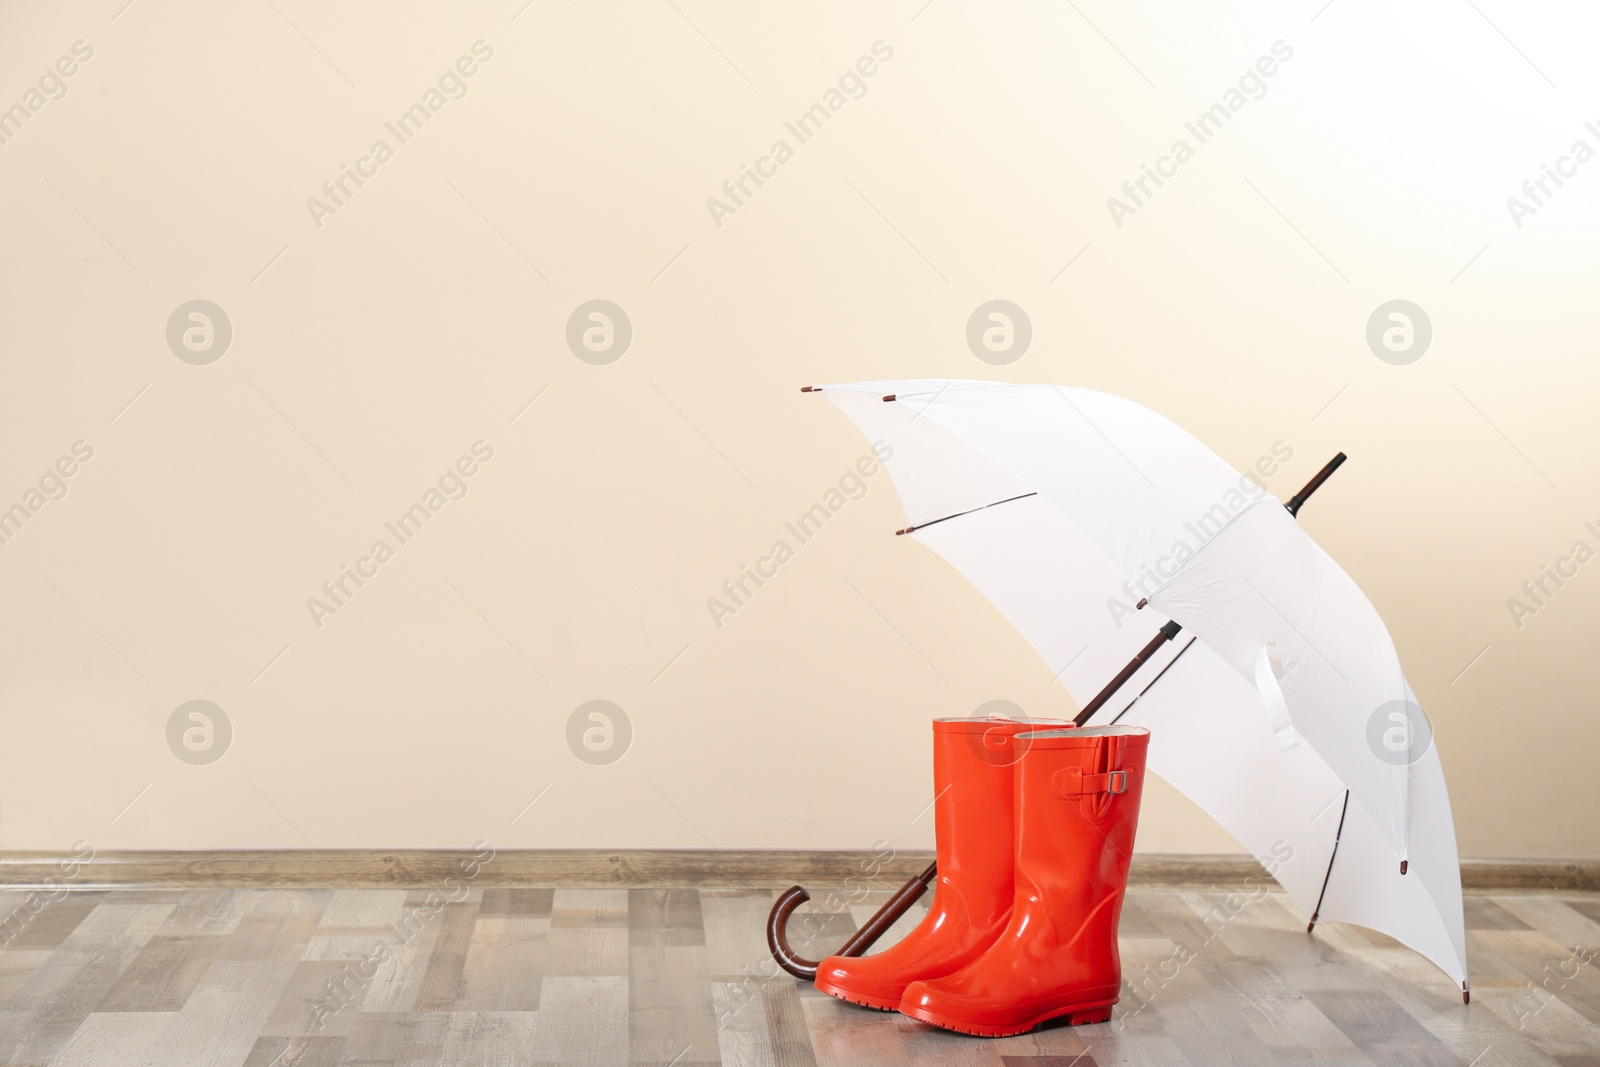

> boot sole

[
  {"left": 900, "top": 999, "right": 1115, "bottom": 1037},
  {"left": 814, "top": 980, "right": 902, "bottom": 1013}
]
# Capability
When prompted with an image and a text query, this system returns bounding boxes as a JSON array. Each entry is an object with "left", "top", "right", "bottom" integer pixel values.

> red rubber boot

[
  {"left": 899, "top": 725, "right": 1150, "bottom": 1036},
  {"left": 814, "top": 716, "right": 1068, "bottom": 1011}
]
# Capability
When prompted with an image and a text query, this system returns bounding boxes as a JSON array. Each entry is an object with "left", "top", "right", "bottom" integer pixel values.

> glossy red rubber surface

[
  {"left": 900, "top": 727, "right": 1149, "bottom": 1037},
  {"left": 814, "top": 717, "right": 1066, "bottom": 1010}
]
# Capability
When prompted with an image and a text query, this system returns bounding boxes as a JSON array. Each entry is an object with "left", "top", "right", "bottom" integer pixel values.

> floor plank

[
  {"left": 458, "top": 914, "right": 549, "bottom": 1012},
  {"left": 532, "top": 975, "right": 630, "bottom": 1064},
  {"left": 95, "top": 933, "right": 221, "bottom": 1012},
  {"left": 547, "top": 889, "right": 629, "bottom": 978}
]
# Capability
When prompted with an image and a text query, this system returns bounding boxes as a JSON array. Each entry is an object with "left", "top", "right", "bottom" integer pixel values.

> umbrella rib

[
  {"left": 895, "top": 493, "right": 1038, "bottom": 535},
  {"left": 1106, "top": 636, "right": 1197, "bottom": 725},
  {"left": 1307, "top": 788, "right": 1350, "bottom": 933}
]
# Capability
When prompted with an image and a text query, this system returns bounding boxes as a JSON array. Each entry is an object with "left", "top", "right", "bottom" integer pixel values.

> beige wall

[{"left": 1, "top": 1, "right": 1595, "bottom": 859}]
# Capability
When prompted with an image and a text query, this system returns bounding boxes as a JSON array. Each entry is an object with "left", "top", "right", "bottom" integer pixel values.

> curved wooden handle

[
  {"left": 766, "top": 885, "right": 821, "bottom": 980},
  {"left": 766, "top": 862, "right": 939, "bottom": 981}
]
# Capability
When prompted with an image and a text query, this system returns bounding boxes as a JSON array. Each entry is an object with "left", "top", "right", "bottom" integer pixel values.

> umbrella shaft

[
  {"left": 1072, "top": 621, "right": 1182, "bottom": 726},
  {"left": 1286, "top": 452, "right": 1347, "bottom": 516}
]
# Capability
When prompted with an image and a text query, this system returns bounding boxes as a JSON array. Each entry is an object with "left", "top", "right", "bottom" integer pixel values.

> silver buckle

[{"left": 1106, "top": 770, "right": 1127, "bottom": 795}]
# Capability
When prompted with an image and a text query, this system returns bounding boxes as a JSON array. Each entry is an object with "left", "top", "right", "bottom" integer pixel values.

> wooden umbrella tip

[
  {"left": 882, "top": 394, "right": 897, "bottom": 402},
  {"left": 800, "top": 385, "right": 820, "bottom": 393}
]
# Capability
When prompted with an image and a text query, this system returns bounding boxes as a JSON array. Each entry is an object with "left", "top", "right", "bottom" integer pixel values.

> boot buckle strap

[{"left": 1052, "top": 768, "right": 1128, "bottom": 798}]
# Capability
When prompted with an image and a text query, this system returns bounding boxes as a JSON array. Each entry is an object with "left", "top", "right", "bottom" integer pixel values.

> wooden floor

[{"left": 1, "top": 885, "right": 1597, "bottom": 1066}]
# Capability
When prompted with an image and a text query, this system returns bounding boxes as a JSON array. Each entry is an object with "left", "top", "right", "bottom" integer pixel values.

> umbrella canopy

[{"left": 813, "top": 379, "right": 1467, "bottom": 993}]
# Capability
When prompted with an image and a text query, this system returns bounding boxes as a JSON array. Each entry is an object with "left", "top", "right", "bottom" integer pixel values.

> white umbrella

[{"left": 800, "top": 379, "right": 1468, "bottom": 999}]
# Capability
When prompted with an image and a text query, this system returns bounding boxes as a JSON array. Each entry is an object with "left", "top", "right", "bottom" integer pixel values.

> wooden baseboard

[{"left": 0, "top": 849, "right": 1594, "bottom": 892}]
